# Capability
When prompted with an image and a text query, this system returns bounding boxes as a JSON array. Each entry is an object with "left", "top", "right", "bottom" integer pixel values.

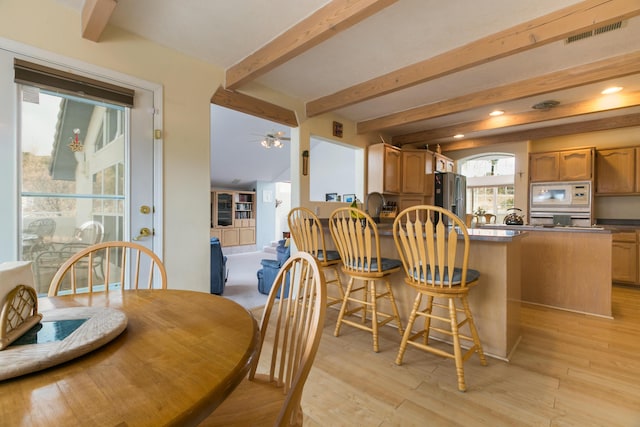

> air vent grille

[{"left": 566, "top": 21, "right": 623, "bottom": 44}]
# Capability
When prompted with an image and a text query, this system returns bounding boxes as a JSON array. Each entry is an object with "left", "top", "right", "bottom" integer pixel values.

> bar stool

[
  {"left": 287, "top": 207, "right": 346, "bottom": 307},
  {"left": 392, "top": 205, "right": 487, "bottom": 391},
  {"left": 328, "top": 207, "right": 404, "bottom": 352}
]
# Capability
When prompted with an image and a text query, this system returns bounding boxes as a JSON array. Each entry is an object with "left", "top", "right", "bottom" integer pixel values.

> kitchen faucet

[{"left": 365, "top": 192, "right": 386, "bottom": 220}]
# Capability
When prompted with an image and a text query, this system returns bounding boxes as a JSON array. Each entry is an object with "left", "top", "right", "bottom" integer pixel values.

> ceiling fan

[{"left": 256, "top": 131, "right": 290, "bottom": 149}]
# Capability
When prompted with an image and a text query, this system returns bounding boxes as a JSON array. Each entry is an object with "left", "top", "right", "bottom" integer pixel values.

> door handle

[{"left": 133, "top": 227, "right": 153, "bottom": 241}]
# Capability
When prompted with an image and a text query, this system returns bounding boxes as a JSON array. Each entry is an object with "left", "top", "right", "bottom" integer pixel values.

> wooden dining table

[{"left": 0, "top": 289, "right": 259, "bottom": 426}]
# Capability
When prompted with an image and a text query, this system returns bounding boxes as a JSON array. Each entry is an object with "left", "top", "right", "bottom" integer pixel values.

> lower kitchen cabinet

[{"left": 612, "top": 231, "right": 639, "bottom": 285}]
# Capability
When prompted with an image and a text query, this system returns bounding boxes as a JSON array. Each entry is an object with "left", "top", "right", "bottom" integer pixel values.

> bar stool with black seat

[
  {"left": 288, "top": 207, "right": 346, "bottom": 307},
  {"left": 392, "top": 205, "right": 487, "bottom": 391},
  {"left": 328, "top": 207, "right": 404, "bottom": 352}
]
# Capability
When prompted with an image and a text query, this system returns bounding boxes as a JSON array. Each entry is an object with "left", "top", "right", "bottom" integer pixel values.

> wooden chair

[
  {"left": 392, "top": 205, "right": 487, "bottom": 391},
  {"left": 47, "top": 241, "right": 167, "bottom": 296},
  {"left": 201, "top": 252, "right": 327, "bottom": 427},
  {"left": 287, "top": 207, "right": 345, "bottom": 307},
  {"left": 328, "top": 207, "right": 404, "bottom": 352}
]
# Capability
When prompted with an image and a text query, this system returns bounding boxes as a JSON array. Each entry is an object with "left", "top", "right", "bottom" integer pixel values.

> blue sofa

[{"left": 257, "top": 239, "right": 290, "bottom": 296}]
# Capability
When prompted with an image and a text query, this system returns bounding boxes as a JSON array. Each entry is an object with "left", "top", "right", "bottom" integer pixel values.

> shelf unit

[{"left": 211, "top": 190, "right": 256, "bottom": 247}]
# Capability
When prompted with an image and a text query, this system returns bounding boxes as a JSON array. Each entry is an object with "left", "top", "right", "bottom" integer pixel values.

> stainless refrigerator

[{"left": 434, "top": 172, "right": 466, "bottom": 223}]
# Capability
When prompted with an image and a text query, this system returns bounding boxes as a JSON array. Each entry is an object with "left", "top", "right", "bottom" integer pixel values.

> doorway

[{"left": 0, "top": 50, "right": 162, "bottom": 292}]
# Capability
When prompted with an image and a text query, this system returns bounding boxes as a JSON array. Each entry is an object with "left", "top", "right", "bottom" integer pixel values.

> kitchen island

[
  {"left": 320, "top": 224, "right": 526, "bottom": 361},
  {"left": 481, "top": 224, "right": 613, "bottom": 318}
]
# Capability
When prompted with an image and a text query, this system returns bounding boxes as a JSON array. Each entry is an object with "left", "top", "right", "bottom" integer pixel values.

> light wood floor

[{"left": 267, "top": 285, "right": 640, "bottom": 426}]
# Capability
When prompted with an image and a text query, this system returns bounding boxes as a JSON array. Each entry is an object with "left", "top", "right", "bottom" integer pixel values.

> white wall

[{"left": 309, "top": 136, "right": 361, "bottom": 202}]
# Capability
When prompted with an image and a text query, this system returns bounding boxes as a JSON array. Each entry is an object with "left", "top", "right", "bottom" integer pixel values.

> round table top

[{"left": 0, "top": 289, "right": 259, "bottom": 427}]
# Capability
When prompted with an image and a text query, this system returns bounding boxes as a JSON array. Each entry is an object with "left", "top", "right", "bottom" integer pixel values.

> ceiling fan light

[
  {"left": 274, "top": 139, "right": 283, "bottom": 148},
  {"left": 261, "top": 139, "right": 270, "bottom": 148}
]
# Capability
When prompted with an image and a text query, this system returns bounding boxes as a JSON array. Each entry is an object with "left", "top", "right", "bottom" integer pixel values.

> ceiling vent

[
  {"left": 532, "top": 100, "right": 560, "bottom": 110},
  {"left": 566, "top": 21, "right": 624, "bottom": 44}
]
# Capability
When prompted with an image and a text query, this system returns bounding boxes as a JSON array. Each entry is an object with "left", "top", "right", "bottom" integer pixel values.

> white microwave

[{"left": 530, "top": 181, "right": 591, "bottom": 212}]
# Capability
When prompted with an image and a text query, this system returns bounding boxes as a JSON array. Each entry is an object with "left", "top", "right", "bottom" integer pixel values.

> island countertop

[{"left": 322, "top": 219, "right": 527, "bottom": 242}]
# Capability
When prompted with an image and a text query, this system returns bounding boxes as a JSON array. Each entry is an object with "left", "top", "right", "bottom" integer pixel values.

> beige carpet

[{"left": 222, "top": 250, "right": 276, "bottom": 309}]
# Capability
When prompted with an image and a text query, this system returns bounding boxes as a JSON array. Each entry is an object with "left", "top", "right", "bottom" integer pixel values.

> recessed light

[
  {"left": 454, "top": 134, "right": 464, "bottom": 139},
  {"left": 489, "top": 110, "right": 504, "bottom": 116},
  {"left": 601, "top": 86, "right": 622, "bottom": 95}
]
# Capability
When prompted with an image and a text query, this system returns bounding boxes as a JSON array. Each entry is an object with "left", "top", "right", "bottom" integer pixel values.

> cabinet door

[
  {"left": 398, "top": 196, "right": 425, "bottom": 213},
  {"left": 221, "top": 228, "right": 239, "bottom": 247},
  {"left": 596, "top": 148, "right": 635, "bottom": 193},
  {"left": 401, "top": 151, "right": 426, "bottom": 194},
  {"left": 529, "top": 152, "right": 559, "bottom": 182},
  {"left": 636, "top": 148, "right": 640, "bottom": 192},
  {"left": 612, "top": 240, "right": 637, "bottom": 283},
  {"left": 434, "top": 154, "right": 453, "bottom": 173},
  {"left": 559, "top": 148, "right": 592, "bottom": 180},
  {"left": 238, "top": 228, "right": 255, "bottom": 245},
  {"left": 384, "top": 146, "right": 402, "bottom": 193},
  {"left": 214, "top": 192, "right": 234, "bottom": 227}
]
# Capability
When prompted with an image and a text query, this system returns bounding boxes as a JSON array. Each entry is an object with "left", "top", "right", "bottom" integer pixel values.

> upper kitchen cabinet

[
  {"left": 368, "top": 143, "right": 402, "bottom": 194},
  {"left": 529, "top": 148, "right": 593, "bottom": 182},
  {"left": 596, "top": 147, "right": 637, "bottom": 194},
  {"left": 434, "top": 153, "right": 455, "bottom": 173},
  {"left": 401, "top": 150, "right": 427, "bottom": 194}
]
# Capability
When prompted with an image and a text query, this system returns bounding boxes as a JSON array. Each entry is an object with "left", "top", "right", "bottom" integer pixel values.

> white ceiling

[{"left": 56, "top": 0, "right": 640, "bottom": 188}]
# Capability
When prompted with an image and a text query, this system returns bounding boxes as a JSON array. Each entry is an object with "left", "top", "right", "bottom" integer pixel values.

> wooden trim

[
  {"left": 440, "top": 112, "right": 640, "bottom": 152},
  {"left": 393, "top": 91, "right": 640, "bottom": 146},
  {"left": 225, "top": 0, "right": 397, "bottom": 90},
  {"left": 210, "top": 86, "right": 298, "bottom": 128},
  {"left": 81, "top": 0, "right": 117, "bottom": 42},
  {"left": 359, "top": 51, "right": 640, "bottom": 134},
  {"left": 307, "top": 0, "right": 640, "bottom": 117}
]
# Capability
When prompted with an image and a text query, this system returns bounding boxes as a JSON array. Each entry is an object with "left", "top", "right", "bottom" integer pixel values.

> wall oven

[{"left": 529, "top": 181, "right": 592, "bottom": 226}]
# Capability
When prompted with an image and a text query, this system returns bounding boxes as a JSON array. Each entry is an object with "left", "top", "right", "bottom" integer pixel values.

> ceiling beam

[
  {"left": 81, "top": 0, "right": 117, "bottom": 42},
  {"left": 211, "top": 86, "right": 299, "bottom": 128},
  {"left": 306, "top": 0, "right": 640, "bottom": 117},
  {"left": 440, "top": 112, "right": 640, "bottom": 152},
  {"left": 225, "top": 0, "right": 398, "bottom": 90},
  {"left": 393, "top": 91, "right": 640, "bottom": 145},
  {"left": 358, "top": 51, "right": 640, "bottom": 134}
]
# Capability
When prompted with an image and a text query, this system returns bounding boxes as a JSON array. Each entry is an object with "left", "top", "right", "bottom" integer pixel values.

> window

[{"left": 460, "top": 154, "right": 515, "bottom": 222}]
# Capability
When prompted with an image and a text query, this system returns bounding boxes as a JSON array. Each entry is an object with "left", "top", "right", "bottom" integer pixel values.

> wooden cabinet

[
  {"left": 636, "top": 148, "right": 640, "bottom": 192},
  {"left": 612, "top": 231, "right": 638, "bottom": 285},
  {"left": 596, "top": 147, "right": 636, "bottom": 194},
  {"left": 211, "top": 190, "right": 256, "bottom": 247},
  {"left": 530, "top": 148, "right": 593, "bottom": 182},
  {"left": 434, "top": 153, "right": 454, "bottom": 173},
  {"left": 368, "top": 143, "right": 401, "bottom": 194},
  {"left": 559, "top": 148, "right": 593, "bottom": 180},
  {"left": 401, "top": 150, "right": 426, "bottom": 194}
]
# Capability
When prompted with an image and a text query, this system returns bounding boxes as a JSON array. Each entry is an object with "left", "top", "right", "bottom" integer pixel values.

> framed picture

[
  {"left": 325, "top": 193, "right": 338, "bottom": 202},
  {"left": 343, "top": 194, "right": 355, "bottom": 203}
]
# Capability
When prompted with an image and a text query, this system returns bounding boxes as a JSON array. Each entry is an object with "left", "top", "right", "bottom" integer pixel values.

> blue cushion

[
  {"left": 412, "top": 266, "right": 480, "bottom": 286},
  {"left": 317, "top": 249, "right": 340, "bottom": 262},
  {"left": 347, "top": 257, "right": 402, "bottom": 272}
]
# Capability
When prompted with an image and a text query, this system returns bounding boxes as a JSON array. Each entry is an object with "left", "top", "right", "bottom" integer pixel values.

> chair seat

[
  {"left": 411, "top": 266, "right": 480, "bottom": 286},
  {"left": 316, "top": 249, "right": 340, "bottom": 262},
  {"left": 200, "top": 374, "right": 292, "bottom": 427},
  {"left": 346, "top": 257, "right": 402, "bottom": 272}
]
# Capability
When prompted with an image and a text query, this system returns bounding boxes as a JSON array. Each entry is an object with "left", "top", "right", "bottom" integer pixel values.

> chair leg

[
  {"left": 370, "top": 280, "right": 379, "bottom": 352},
  {"left": 334, "top": 277, "right": 355, "bottom": 337},
  {"left": 422, "top": 295, "right": 434, "bottom": 345},
  {"left": 461, "top": 296, "right": 487, "bottom": 366},
  {"left": 384, "top": 278, "right": 404, "bottom": 335},
  {"left": 324, "top": 265, "right": 345, "bottom": 307},
  {"left": 448, "top": 298, "right": 466, "bottom": 392},
  {"left": 396, "top": 292, "right": 422, "bottom": 365}
]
